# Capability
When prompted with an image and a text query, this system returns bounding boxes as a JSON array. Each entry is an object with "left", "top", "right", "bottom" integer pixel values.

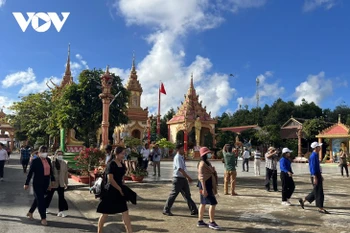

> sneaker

[
  {"left": 281, "top": 201, "right": 291, "bottom": 206},
  {"left": 209, "top": 222, "right": 220, "bottom": 230},
  {"left": 197, "top": 220, "right": 208, "bottom": 227},
  {"left": 57, "top": 212, "right": 61, "bottom": 217},
  {"left": 60, "top": 211, "right": 67, "bottom": 217},
  {"left": 46, "top": 211, "right": 50, "bottom": 214}
]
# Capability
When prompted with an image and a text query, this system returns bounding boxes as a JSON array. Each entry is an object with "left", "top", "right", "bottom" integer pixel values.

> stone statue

[{"left": 195, "top": 116, "right": 201, "bottom": 146}]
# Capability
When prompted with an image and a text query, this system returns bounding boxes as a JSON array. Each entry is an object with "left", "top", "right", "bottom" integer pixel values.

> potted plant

[
  {"left": 72, "top": 148, "right": 105, "bottom": 184},
  {"left": 130, "top": 167, "right": 148, "bottom": 182}
]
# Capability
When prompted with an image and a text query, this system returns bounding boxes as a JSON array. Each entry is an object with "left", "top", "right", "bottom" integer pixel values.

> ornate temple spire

[
  {"left": 65, "top": 43, "right": 71, "bottom": 76},
  {"left": 131, "top": 51, "right": 136, "bottom": 74},
  {"left": 125, "top": 52, "right": 142, "bottom": 92},
  {"left": 338, "top": 114, "right": 341, "bottom": 123}
]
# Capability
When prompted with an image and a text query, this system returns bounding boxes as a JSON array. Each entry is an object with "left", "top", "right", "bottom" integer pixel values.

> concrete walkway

[{"left": 2, "top": 153, "right": 350, "bottom": 233}]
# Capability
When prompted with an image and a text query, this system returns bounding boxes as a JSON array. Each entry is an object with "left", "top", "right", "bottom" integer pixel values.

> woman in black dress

[{"left": 97, "top": 146, "right": 133, "bottom": 233}]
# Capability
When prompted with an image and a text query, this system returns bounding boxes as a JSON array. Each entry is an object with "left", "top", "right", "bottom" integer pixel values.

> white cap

[
  {"left": 311, "top": 142, "right": 323, "bottom": 149},
  {"left": 282, "top": 148, "right": 292, "bottom": 154}
]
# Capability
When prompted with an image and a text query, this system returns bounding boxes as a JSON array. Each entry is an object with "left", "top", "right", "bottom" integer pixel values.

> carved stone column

[{"left": 99, "top": 66, "right": 114, "bottom": 149}]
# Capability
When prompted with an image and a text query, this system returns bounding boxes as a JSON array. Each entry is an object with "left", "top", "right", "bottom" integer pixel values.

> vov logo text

[{"left": 12, "top": 12, "right": 70, "bottom": 32}]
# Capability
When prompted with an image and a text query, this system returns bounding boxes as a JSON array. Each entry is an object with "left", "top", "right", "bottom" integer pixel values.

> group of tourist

[
  {"left": 23, "top": 146, "right": 69, "bottom": 226},
  {"left": 3, "top": 137, "right": 343, "bottom": 231}
]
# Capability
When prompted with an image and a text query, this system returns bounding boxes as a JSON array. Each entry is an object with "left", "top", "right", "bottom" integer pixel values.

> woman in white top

[{"left": 140, "top": 143, "right": 150, "bottom": 170}]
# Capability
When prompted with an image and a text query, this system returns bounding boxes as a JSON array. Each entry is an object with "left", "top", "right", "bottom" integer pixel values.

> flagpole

[{"left": 157, "top": 80, "right": 161, "bottom": 136}]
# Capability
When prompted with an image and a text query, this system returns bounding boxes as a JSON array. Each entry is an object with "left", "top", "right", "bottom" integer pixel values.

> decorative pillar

[
  {"left": 99, "top": 66, "right": 114, "bottom": 149},
  {"left": 168, "top": 124, "right": 171, "bottom": 141},
  {"left": 184, "top": 130, "right": 188, "bottom": 155},
  {"left": 329, "top": 139, "right": 333, "bottom": 162},
  {"left": 318, "top": 137, "right": 323, "bottom": 161},
  {"left": 60, "top": 128, "right": 65, "bottom": 152},
  {"left": 147, "top": 117, "right": 151, "bottom": 145},
  {"left": 156, "top": 115, "right": 161, "bottom": 136},
  {"left": 9, "top": 133, "right": 14, "bottom": 151},
  {"left": 297, "top": 126, "right": 302, "bottom": 157}
]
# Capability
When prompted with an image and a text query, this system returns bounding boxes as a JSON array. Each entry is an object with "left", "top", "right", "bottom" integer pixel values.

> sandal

[
  {"left": 298, "top": 198, "right": 304, "bottom": 209},
  {"left": 318, "top": 209, "right": 330, "bottom": 214},
  {"left": 26, "top": 212, "right": 34, "bottom": 220}
]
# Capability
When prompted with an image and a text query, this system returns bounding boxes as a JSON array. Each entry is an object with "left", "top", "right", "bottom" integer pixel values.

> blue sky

[{"left": 0, "top": 0, "right": 349, "bottom": 117}]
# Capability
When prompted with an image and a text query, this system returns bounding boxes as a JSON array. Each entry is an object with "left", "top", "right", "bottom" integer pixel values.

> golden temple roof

[{"left": 125, "top": 53, "right": 143, "bottom": 93}]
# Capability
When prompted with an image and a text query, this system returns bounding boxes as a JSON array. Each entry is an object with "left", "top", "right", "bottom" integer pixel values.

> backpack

[{"left": 90, "top": 172, "right": 109, "bottom": 199}]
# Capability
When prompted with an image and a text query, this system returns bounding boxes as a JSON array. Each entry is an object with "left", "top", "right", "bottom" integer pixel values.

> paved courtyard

[{"left": 1, "top": 153, "right": 350, "bottom": 233}]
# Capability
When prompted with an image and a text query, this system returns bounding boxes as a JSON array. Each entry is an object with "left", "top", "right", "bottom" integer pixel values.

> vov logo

[{"left": 12, "top": 12, "right": 70, "bottom": 32}]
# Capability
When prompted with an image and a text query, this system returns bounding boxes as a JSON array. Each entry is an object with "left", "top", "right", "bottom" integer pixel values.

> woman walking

[
  {"left": 24, "top": 146, "right": 55, "bottom": 226},
  {"left": 97, "top": 146, "right": 133, "bottom": 233},
  {"left": 197, "top": 147, "right": 220, "bottom": 230},
  {"left": 338, "top": 149, "right": 349, "bottom": 177},
  {"left": 45, "top": 150, "right": 69, "bottom": 217},
  {"left": 280, "top": 148, "right": 295, "bottom": 206}
]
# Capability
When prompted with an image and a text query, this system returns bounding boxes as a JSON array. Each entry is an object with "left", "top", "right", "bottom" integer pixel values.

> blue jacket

[
  {"left": 280, "top": 157, "right": 293, "bottom": 173},
  {"left": 309, "top": 151, "right": 321, "bottom": 176}
]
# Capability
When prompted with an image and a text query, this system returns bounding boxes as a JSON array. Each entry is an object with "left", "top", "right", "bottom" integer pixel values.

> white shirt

[
  {"left": 243, "top": 150, "right": 250, "bottom": 159},
  {"left": 105, "top": 153, "right": 111, "bottom": 164},
  {"left": 0, "top": 149, "right": 8, "bottom": 161},
  {"left": 140, "top": 148, "right": 150, "bottom": 160}
]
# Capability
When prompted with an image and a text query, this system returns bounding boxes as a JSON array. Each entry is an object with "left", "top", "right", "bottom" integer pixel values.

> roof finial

[
  {"left": 131, "top": 51, "right": 136, "bottom": 72},
  {"left": 338, "top": 114, "right": 341, "bottom": 123},
  {"left": 106, "top": 65, "right": 110, "bottom": 73},
  {"left": 190, "top": 72, "right": 194, "bottom": 88},
  {"left": 65, "top": 43, "right": 71, "bottom": 76}
]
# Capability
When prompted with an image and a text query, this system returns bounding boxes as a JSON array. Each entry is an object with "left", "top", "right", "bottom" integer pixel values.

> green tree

[
  {"left": 303, "top": 117, "right": 329, "bottom": 140},
  {"left": 9, "top": 91, "right": 53, "bottom": 146},
  {"left": 160, "top": 108, "right": 176, "bottom": 139},
  {"left": 52, "top": 69, "right": 129, "bottom": 146}
]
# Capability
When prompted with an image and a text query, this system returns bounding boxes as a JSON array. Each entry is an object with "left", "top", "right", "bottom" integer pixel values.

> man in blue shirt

[
  {"left": 280, "top": 148, "right": 295, "bottom": 206},
  {"left": 299, "top": 142, "right": 330, "bottom": 214},
  {"left": 163, "top": 143, "right": 198, "bottom": 216}
]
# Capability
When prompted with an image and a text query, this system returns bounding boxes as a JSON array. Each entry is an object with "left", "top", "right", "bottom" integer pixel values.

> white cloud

[
  {"left": 0, "top": 96, "right": 15, "bottom": 114},
  {"left": 0, "top": 0, "right": 6, "bottom": 8},
  {"left": 237, "top": 71, "right": 285, "bottom": 109},
  {"left": 294, "top": 71, "right": 333, "bottom": 105},
  {"left": 1, "top": 68, "right": 36, "bottom": 88},
  {"left": 62, "top": 54, "right": 89, "bottom": 78},
  {"left": 76, "top": 54, "right": 89, "bottom": 69},
  {"left": 221, "top": 0, "right": 268, "bottom": 13},
  {"left": 110, "top": 0, "right": 258, "bottom": 116},
  {"left": 303, "top": 0, "right": 337, "bottom": 12},
  {"left": 116, "top": 0, "right": 225, "bottom": 35},
  {"left": 19, "top": 76, "right": 61, "bottom": 95}
]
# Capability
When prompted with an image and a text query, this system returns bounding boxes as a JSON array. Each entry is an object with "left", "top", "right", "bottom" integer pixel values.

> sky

[{"left": 0, "top": 0, "right": 349, "bottom": 118}]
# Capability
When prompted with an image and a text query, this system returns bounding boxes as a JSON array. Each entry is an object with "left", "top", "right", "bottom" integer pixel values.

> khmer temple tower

[
  {"left": 167, "top": 74, "right": 217, "bottom": 154},
  {"left": 113, "top": 55, "right": 149, "bottom": 145}
]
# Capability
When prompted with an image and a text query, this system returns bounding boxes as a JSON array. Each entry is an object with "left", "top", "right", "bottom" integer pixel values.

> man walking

[
  {"left": 20, "top": 145, "right": 31, "bottom": 173},
  {"left": 0, "top": 143, "right": 9, "bottom": 181},
  {"left": 299, "top": 142, "right": 330, "bottom": 214},
  {"left": 223, "top": 144, "right": 238, "bottom": 195},
  {"left": 152, "top": 144, "right": 161, "bottom": 177},
  {"left": 265, "top": 147, "right": 278, "bottom": 192},
  {"left": 140, "top": 143, "right": 150, "bottom": 170},
  {"left": 163, "top": 143, "right": 198, "bottom": 216},
  {"left": 242, "top": 147, "right": 250, "bottom": 172}
]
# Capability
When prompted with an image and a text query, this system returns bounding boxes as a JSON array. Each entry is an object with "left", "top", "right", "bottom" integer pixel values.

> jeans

[
  {"left": 153, "top": 161, "right": 160, "bottom": 175},
  {"left": 340, "top": 164, "right": 349, "bottom": 177},
  {"left": 242, "top": 159, "right": 249, "bottom": 172}
]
